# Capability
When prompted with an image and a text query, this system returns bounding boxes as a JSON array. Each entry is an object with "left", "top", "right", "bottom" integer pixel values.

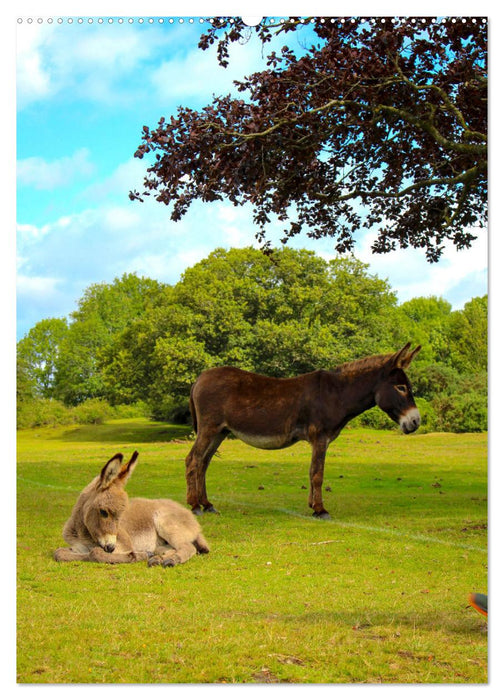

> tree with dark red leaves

[{"left": 130, "top": 17, "right": 487, "bottom": 262}]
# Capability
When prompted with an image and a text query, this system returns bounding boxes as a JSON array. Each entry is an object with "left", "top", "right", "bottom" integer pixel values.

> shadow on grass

[
  {"left": 54, "top": 421, "right": 193, "bottom": 444},
  {"left": 264, "top": 609, "right": 487, "bottom": 636}
]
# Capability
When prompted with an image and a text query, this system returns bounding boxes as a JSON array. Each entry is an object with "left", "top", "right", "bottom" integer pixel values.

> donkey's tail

[{"left": 189, "top": 384, "right": 197, "bottom": 434}]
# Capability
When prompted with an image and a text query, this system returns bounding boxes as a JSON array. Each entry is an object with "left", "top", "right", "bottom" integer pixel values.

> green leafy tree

[
  {"left": 105, "top": 247, "right": 401, "bottom": 417},
  {"left": 53, "top": 273, "right": 164, "bottom": 405},
  {"left": 248, "top": 319, "right": 338, "bottom": 376},
  {"left": 53, "top": 318, "right": 110, "bottom": 404},
  {"left": 17, "top": 355, "right": 36, "bottom": 404},
  {"left": 398, "top": 296, "right": 452, "bottom": 364},
  {"left": 72, "top": 273, "right": 163, "bottom": 334},
  {"left": 16, "top": 318, "right": 68, "bottom": 397},
  {"left": 149, "top": 336, "right": 216, "bottom": 420},
  {"left": 100, "top": 288, "right": 185, "bottom": 406},
  {"left": 448, "top": 295, "right": 487, "bottom": 373}
]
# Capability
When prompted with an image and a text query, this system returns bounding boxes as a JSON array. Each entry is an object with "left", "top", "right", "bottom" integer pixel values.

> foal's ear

[
  {"left": 391, "top": 343, "right": 421, "bottom": 369},
  {"left": 117, "top": 451, "right": 139, "bottom": 485},
  {"left": 98, "top": 451, "right": 139, "bottom": 489},
  {"left": 99, "top": 453, "right": 124, "bottom": 490}
]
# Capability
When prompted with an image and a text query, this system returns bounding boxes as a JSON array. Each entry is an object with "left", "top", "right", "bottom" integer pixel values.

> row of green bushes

[
  {"left": 17, "top": 250, "right": 487, "bottom": 434},
  {"left": 355, "top": 394, "right": 487, "bottom": 434},
  {"left": 17, "top": 392, "right": 486, "bottom": 434},
  {"left": 16, "top": 398, "right": 150, "bottom": 430}
]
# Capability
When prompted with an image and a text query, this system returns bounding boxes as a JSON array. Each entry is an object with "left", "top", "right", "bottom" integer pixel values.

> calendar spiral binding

[{"left": 16, "top": 17, "right": 488, "bottom": 26}]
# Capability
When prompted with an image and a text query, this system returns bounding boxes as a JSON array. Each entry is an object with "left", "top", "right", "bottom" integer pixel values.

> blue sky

[{"left": 16, "top": 12, "right": 488, "bottom": 341}]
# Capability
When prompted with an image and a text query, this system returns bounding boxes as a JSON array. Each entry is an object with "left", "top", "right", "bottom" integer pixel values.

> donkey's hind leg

[
  {"left": 185, "top": 428, "right": 226, "bottom": 514},
  {"left": 163, "top": 541, "right": 198, "bottom": 567},
  {"left": 195, "top": 532, "right": 210, "bottom": 554},
  {"left": 148, "top": 541, "right": 198, "bottom": 568},
  {"left": 148, "top": 533, "right": 209, "bottom": 566},
  {"left": 147, "top": 545, "right": 176, "bottom": 567}
]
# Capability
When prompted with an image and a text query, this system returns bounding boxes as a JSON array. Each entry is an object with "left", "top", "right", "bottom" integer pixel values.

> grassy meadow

[{"left": 17, "top": 418, "right": 487, "bottom": 684}]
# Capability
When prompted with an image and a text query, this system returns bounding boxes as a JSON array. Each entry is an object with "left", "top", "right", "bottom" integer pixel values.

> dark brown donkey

[{"left": 185, "top": 343, "right": 421, "bottom": 518}]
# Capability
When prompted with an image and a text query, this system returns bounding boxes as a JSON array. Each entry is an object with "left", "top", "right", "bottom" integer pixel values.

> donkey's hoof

[
  {"left": 163, "top": 555, "right": 180, "bottom": 568},
  {"left": 148, "top": 555, "right": 162, "bottom": 567},
  {"left": 53, "top": 547, "right": 70, "bottom": 562},
  {"left": 312, "top": 510, "right": 331, "bottom": 520},
  {"left": 203, "top": 505, "right": 219, "bottom": 514},
  {"left": 191, "top": 507, "right": 203, "bottom": 516}
]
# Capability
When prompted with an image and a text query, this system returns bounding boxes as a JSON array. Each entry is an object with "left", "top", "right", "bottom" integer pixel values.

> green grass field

[{"left": 17, "top": 419, "right": 487, "bottom": 684}]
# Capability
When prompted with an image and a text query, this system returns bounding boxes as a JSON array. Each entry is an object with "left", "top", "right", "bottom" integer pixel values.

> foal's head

[
  {"left": 375, "top": 343, "right": 421, "bottom": 434},
  {"left": 82, "top": 451, "right": 138, "bottom": 552}
]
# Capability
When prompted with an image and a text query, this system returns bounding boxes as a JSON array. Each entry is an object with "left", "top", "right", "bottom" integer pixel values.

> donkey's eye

[
  {"left": 395, "top": 384, "right": 408, "bottom": 394},
  {"left": 99, "top": 509, "right": 108, "bottom": 518}
]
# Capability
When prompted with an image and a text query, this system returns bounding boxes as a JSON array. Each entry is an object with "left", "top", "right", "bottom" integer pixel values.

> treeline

[{"left": 17, "top": 247, "right": 487, "bottom": 432}]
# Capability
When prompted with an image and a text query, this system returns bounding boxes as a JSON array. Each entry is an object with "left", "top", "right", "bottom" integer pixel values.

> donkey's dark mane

[{"left": 331, "top": 353, "right": 393, "bottom": 379}]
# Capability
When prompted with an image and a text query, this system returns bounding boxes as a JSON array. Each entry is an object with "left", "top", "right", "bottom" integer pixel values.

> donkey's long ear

[
  {"left": 116, "top": 451, "right": 139, "bottom": 485},
  {"left": 99, "top": 453, "right": 124, "bottom": 490},
  {"left": 391, "top": 343, "right": 421, "bottom": 369},
  {"left": 404, "top": 345, "right": 422, "bottom": 368},
  {"left": 390, "top": 343, "right": 411, "bottom": 368}
]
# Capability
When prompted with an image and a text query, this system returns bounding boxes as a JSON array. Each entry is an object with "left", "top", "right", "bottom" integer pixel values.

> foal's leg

[
  {"left": 194, "top": 532, "right": 210, "bottom": 554},
  {"left": 54, "top": 546, "right": 147, "bottom": 563},
  {"left": 147, "top": 545, "right": 176, "bottom": 567},
  {"left": 162, "top": 541, "right": 198, "bottom": 568},
  {"left": 185, "top": 428, "right": 225, "bottom": 514},
  {"left": 54, "top": 547, "right": 89, "bottom": 562},
  {"left": 86, "top": 547, "right": 148, "bottom": 564},
  {"left": 148, "top": 541, "right": 198, "bottom": 568},
  {"left": 308, "top": 437, "right": 330, "bottom": 519}
]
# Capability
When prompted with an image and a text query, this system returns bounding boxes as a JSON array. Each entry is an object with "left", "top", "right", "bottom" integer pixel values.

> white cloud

[
  {"left": 16, "top": 22, "right": 171, "bottom": 109},
  {"left": 355, "top": 227, "right": 488, "bottom": 308},
  {"left": 17, "top": 148, "right": 95, "bottom": 190},
  {"left": 17, "top": 274, "right": 61, "bottom": 297},
  {"left": 127, "top": 247, "right": 209, "bottom": 282},
  {"left": 148, "top": 21, "right": 297, "bottom": 105},
  {"left": 103, "top": 206, "right": 142, "bottom": 231},
  {"left": 216, "top": 204, "right": 262, "bottom": 248},
  {"left": 16, "top": 23, "right": 52, "bottom": 107},
  {"left": 150, "top": 38, "right": 259, "bottom": 102},
  {"left": 16, "top": 222, "right": 51, "bottom": 241},
  {"left": 83, "top": 157, "right": 147, "bottom": 202},
  {"left": 16, "top": 19, "right": 270, "bottom": 112}
]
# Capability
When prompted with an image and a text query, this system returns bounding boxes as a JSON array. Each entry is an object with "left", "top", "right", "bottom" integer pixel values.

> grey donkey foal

[{"left": 54, "top": 451, "right": 209, "bottom": 567}]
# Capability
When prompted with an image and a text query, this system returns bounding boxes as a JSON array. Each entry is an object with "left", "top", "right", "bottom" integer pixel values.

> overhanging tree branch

[{"left": 130, "top": 17, "right": 487, "bottom": 262}]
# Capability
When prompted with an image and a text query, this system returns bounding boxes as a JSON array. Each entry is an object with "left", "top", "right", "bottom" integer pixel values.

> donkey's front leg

[
  {"left": 308, "top": 436, "right": 330, "bottom": 519},
  {"left": 87, "top": 547, "right": 147, "bottom": 564},
  {"left": 54, "top": 547, "right": 89, "bottom": 562}
]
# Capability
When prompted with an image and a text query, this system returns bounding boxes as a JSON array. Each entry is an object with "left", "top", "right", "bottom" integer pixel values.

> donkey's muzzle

[
  {"left": 399, "top": 407, "right": 421, "bottom": 434},
  {"left": 103, "top": 543, "right": 116, "bottom": 553}
]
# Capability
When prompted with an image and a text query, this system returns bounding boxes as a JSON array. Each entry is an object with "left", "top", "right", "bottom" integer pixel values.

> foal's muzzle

[
  {"left": 99, "top": 534, "right": 117, "bottom": 553},
  {"left": 399, "top": 407, "right": 421, "bottom": 434}
]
